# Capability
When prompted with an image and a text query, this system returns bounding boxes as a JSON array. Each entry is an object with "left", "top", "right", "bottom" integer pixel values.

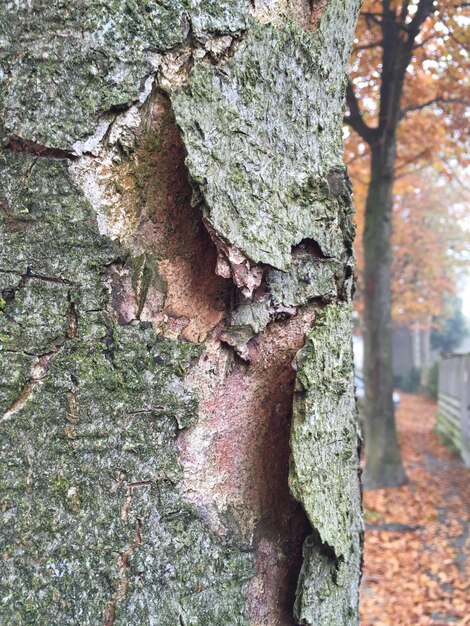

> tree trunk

[
  {"left": 362, "top": 145, "right": 407, "bottom": 489},
  {"left": 0, "top": 2, "right": 362, "bottom": 624}
]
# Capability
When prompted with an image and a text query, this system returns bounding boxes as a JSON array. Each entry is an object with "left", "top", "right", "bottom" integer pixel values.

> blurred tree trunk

[
  {"left": 346, "top": 0, "right": 437, "bottom": 489},
  {"left": 362, "top": 143, "right": 407, "bottom": 489},
  {"left": 0, "top": 1, "right": 362, "bottom": 624}
]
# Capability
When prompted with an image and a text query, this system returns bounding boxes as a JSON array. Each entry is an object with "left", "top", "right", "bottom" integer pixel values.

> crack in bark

[
  {"left": 66, "top": 375, "right": 78, "bottom": 426},
  {"left": 0, "top": 267, "right": 77, "bottom": 286},
  {"left": 104, "top": 482, "right": 152, "bottom": 625},
  {"left": 309, "top": 0, "right": 329, "bottom": 29},
  {"left": 180, "top": 310, "right": 317, "bottom": 624},
  {"left": 0, "top": 354, "right": 51, "bottom": 423},
  {"left": 103, "top": 518, "right": 143, "bottom": 626},
  {"left": 4, "top": 135, "right": 78, "bottom": 160},
  {"left": 66, "top": 294, "right": 78, "bottom": 338},
  {"left": 1, "top": 292, "right": 78, "bottom": 422}
]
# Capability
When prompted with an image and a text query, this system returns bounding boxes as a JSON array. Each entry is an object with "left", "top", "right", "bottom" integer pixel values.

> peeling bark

[{"left": 0, "top": 1, "right": 362, "bottom": 624}]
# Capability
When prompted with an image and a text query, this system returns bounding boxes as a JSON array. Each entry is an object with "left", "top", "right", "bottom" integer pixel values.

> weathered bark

[
  {"left": 362, "top": 146, "right": 406, "bottom": 489},
  {"left": 0, "top": 1, "right": 361, "bottom": 624}
]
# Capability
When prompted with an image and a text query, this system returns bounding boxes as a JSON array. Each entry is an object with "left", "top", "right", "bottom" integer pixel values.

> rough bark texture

[{"left": 0, "top": 1, "right": 361, "bottom": 624}]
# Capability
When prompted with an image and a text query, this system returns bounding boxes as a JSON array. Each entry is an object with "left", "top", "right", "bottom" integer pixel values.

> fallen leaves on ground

[{"left": 361, "top": 393, "right": 470, "bottom": 625}]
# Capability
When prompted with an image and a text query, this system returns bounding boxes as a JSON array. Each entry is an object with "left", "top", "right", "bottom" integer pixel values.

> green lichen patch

[
  {"left": 0, "top": 152, "right": 116, "bottom": 312},
  {"left": 118, "top": 491, "right": 254, "bottom": 625},
  {"left": 0, "top": 0, "right": 249, "bottom": 150},
  {"left": 290, "top": 303, "right": 360, "bottom": 557},
  {"left": 1, "top": 314, "right": 253, "bottom": 622},
  {"left": 0, "top": 279, "right": 71, "bottom": 354},
  {"left": 289, "top": 303, "right": 362, "bottom": 624},
  {"left": 0, "top": 150, "right": 253, "bottom": 625},
  {"left": 267, "top": 257, "right": 341, "bottom": 308},
  {"left": 172, "top": 11, "right": 358, "bottom": 271},
  {"left": 1, "top": 320, "right": 253, "bottom": 625}
]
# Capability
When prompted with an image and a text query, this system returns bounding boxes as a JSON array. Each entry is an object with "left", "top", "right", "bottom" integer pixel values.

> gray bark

[{"left": 0, "top": 1, "right": 361, "bottom": 624}]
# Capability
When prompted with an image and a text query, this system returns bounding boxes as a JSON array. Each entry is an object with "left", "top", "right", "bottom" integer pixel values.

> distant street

[{"left": 361, "top": 393, "right": 470, "bottom": 625}]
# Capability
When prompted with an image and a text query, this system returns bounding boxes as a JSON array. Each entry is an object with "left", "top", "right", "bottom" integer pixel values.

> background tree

[
  {"left": 0, "top": 2, "right": 362, "bottom": 624},
  {"left": 345, "top": 0, "right": 469, "bottom": 489},
  {"left": 349, "top": 165, "right": 470, "bottom": 328}
]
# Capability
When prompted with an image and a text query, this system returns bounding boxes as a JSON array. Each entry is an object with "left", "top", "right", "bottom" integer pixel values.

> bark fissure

[
  {"left": 0, "top": 268, "right": 76, "bottom": 286},
  {"left": 103, "top": 518, "right": 143, "bottom": 626},
  {"left": 5, "top": 136, "right": 79, "bottom": 160},
  {"left": 0, "top": 355, "right": 50, "bottom": 423},
  {"left": 180, "top": 311, "right": 317, "bottom": 625},
  {"left": 1, "top": 290, "right": 78, "bottom": 421}
]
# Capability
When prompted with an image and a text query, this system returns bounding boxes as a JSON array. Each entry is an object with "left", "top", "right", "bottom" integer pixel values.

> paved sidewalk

[{"left": 361, "top": 393, "right": 470, "bottom": 626}]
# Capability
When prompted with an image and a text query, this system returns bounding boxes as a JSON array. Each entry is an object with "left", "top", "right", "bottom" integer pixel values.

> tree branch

[
  {"left": 401, "top": 97, "right": 469, "bottom": 116},
  {"left": 345, "top": 151, "right": 368, "bottom": 168},
  {"left": 447, "top": 28, "right": 469, "bottom": 50},
  {"left": 400, "top": 0, "right": 411, "bottom": 23},
  {"left": 394, "top": 149, "right": 430, "bottom": 175},
  {"left": 413, "top": 33, "right": 438, "bottom": 49},
  {"left": 359, "top": 11, "right": 383, "bottom": 28},
  {"left": 353, "top": 40, "right": 384, "bottom": 51},
  {"left": 443, "top": 159, "right": 470, "bottom": 192},
  {"left": 344, "top": 80, "right": 377, "bottom": 144},
  {"left": 405, "top": 0, "right": 435, "bottom": 40},
  {"left": 394, "top": 162, "right": 429, "bottom": 180}
]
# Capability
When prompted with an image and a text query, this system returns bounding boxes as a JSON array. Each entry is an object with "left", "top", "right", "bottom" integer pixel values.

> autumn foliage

[
  {"left": 345, "top": 0, "right": 470, "bottom": 328},
  {"left": 349, "top": 163, "right": 470, "bottom": 327}
]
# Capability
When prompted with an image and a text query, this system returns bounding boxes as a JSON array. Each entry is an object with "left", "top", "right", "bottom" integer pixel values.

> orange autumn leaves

[
  {"left": 349, "top": 0, "right": 469, "bottom": 145},
  {"left": 345, "top": 0, "right": 470, "bottom": 327},
  {"left": 349, "top": 163, "right": 470, "bottom": 325},
  {"left": 361, "top": 393, "right": 470, "bottom": 625},
  {"left": 391, "top": 177, "right": 469, "bottom": 323}
]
